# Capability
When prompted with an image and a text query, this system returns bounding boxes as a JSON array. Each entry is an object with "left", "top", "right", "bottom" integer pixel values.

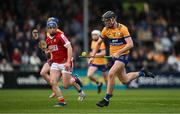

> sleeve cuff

[
  {"left": 124, "top": 36, "right": 131, "bottom": 39},
  {"left": 64, "top": 42, "right": 71, "bottom": 47}
]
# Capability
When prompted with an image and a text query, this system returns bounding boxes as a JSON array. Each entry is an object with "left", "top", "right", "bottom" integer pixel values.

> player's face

[
  {"left": 47, "top": 26, "right": 57, "bottom": 36},
  {"left": 103, "top": 18, "right": 115, "bottom": 28},
  {"left": 91, "top": 34, "right": 99, "bottom": 41}
]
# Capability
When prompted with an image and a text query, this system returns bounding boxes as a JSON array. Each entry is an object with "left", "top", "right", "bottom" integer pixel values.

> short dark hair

[{"left": 101, "top": 11, "right": 116, "bottom": 21}]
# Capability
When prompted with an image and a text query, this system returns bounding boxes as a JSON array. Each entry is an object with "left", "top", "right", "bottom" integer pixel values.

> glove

[{"left": 38, "top": 40, "right": 47, "bottom": 49}]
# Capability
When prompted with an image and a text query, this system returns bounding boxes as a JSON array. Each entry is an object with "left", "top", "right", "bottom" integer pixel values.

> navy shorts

[
  {"left": 89, "top": 64, "right": 108, "bottom": 72},
  {"left": 108, "top": 54, "right": 129, "bottom": 67}
]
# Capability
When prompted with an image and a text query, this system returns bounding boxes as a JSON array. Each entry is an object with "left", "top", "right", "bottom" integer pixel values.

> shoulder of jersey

[
  {"left": 119, "top": 23, "right": 127, "bottom": 29},
  {"left": 56, "top": 29, "right": 64, "bottom": 37},
  {"left": 57, "top": 29, "right": 64, "bottom": 34},
  {"left": 46, "top": 29, "right": 64, "bottom": 39},
  {"left": 103, "top": 26, "right": 108, "bottom": 31}
]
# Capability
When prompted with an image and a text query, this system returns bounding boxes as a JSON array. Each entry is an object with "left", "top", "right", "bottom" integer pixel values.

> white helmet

[{"left": 91, "top": 30, "right": 101, "bottom": 36}]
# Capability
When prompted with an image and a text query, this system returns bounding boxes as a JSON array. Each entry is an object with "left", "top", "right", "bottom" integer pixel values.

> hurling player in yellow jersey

[
  {"left": 87, "top": 30, "right": 108, "bottom": 94},
  {"left": 89, "top": 11, "right": 155, "bottom": 107}
]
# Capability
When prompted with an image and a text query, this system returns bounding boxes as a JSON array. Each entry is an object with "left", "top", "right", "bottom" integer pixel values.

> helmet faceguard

[
  {"left": 47, "top": 21, "right": 58, "bottom": 29},
  {"left": 46, "top": 17, "right": 59, "bottom": 29},
  {"left": 46, "top": 20, "right": 58, "bottom": 37},
  {"left": 91, "top": 30, "right": 101, "bottom": 41}
]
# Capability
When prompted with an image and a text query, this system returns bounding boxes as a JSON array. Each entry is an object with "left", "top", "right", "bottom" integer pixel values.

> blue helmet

[
  {"left": 47, "top": 17, "right": 59, "bottom": 23},
  {"left": 46, "top": 20, "right": 58, "bottom": 28},
  {"left": 46, "top": 17, "right": 59, "bottom": 28}
]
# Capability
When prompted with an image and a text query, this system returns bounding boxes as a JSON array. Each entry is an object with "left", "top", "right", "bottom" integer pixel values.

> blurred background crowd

[{"left": 0, "top": 0, "right": 180, "bottom": 72}]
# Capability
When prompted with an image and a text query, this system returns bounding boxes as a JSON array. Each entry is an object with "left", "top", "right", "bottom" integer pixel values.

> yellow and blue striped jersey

[
  {"left": 91, "top": 41, "right": 108, "bottom": 65},
  {"left": 101, "top": 23, "right": 131, "bottom": 55}
]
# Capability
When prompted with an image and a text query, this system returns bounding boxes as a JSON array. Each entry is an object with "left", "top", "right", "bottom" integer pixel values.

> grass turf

[{"left": 0, "top": 89, "right": 180, "bottom": 114}]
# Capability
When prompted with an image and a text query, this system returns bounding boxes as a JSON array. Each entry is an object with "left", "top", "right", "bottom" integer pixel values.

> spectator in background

[
  {"left": 0, "top": 58, "right": 13, "bottom": 71},
  {"left": 0, "top": 42, "right": 4, "bottom": 60},
  {"left": 167, "top": 41, "right": 180, "bottom": 72},
  {"left": 171, "top": 27, "right": 180, "bottom": 42},
  {"left": 153, "top": 51, "right": 166, "bottom": 64},
  {"left": 137, "top": 21, "right": 153, "bottom": 42},
  {"left": 154, "top": 37, "right": 163, "bottom": 52},
  {"left": 29, "top": 52, "right": 41, "bottom": 71},
  {"left": 167, "top": 54, "right": 179, "bottom": 71},
  {"left": 160, "top": 31, "right": 172, "bottom": 53},
  {"left": 21, "top": 51, "right": 30, "bottom": 65},
  {"left": 29, "top": 52, "right": 41, "bottom": 65},
  {"left": 11, "top": 48, "right": 21, "bottom": 65},
  {"left": 21, "top": 51, "right": 30, "bottom": 71}
]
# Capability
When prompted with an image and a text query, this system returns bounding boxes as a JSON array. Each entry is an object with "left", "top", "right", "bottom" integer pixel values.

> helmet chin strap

[
  {"left": 111, "top": 18, "right": 117, "bottom": 28},
  {"left": 113, "top": 22, "right": 118, "bottom": 28},
  {"left": 105, "top": 18, "right": 116, "bottom": 28}
]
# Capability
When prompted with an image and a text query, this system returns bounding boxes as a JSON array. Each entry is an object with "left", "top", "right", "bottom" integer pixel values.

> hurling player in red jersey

[
  {"left": 32, "top": 17, "right": 62, "bottom": 99},
  {"left": 45, "top": 18, "right": 85, "bottom": 107}
]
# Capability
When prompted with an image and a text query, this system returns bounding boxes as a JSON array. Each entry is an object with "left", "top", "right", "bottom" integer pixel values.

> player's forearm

[
  {"left": 118, "top": 46, "right": 131, "bottom": 54},
  {"left": 44, "top": 48, "right": 51, "bottom": 54},
  {"left": 116, "top": 37, "right": 134, "bottom": 55},
  {"left": 67, "top": 46, "right": 73, "bottom": 62},
  {"left": 91, "top": 43, "right": 101, "bottom": 57},
  {"left": 92, "top": 45, "right": 100, "bottom": 56},
  {"left": 117, "top": 42, "right": 133, "bottom": 55}
]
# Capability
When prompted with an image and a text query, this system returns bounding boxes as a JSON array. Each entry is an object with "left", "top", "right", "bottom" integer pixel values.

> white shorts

[{"left": 50, "top": 62, "right": 73, "bottom": 74}]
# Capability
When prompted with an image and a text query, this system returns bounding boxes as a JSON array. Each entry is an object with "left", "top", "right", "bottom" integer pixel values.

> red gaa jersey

[{"left": 46, "top": 30, "right": 70, "bottom": 64}]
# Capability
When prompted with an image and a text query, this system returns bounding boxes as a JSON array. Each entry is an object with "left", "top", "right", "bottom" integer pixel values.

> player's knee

[
  {"left": 108, "top": 72, "right": 115, "bottom": 78},
  {"left": 50, "top": 79, "right": 57, "bottom": 86},
  {"left": 87, "top": 74, "right": 93, "bottom": 78},
  {"left": 40, "top": 70, "right": 47, "bottom": 77},
  {"left": 63, "top": 85, "right": 69, "bottom": 89},
  {"left": 62, "top": 83, "right": 69, "bottom": 89},
  {"left": 52, "top": 84, "right": 59, "bottom": 92}
]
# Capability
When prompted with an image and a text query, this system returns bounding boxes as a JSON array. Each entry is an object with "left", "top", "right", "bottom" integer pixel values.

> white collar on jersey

[{"left": 49, "top": 35, "right": 54, "bottom": 39}]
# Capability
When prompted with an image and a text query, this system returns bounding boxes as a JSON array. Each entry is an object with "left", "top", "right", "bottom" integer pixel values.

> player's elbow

[
  {"left": 130, "top": 43, "right": 134, "bottom": 48},
  {"left": 97, "top": 39, "right": 102, "bottom": 46},
  {"left": 65, "top": 43, "right": 72, "bottom": 49},
  {"left": 128, "top": 42, "right": 134, "bottom": 49},
  {"left": 126, "top": 37, "right": 134, "bottom": 49}
]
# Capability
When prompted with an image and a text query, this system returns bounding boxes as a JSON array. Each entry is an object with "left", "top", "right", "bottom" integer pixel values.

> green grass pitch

[{"left": 0, "top": 89, "right": 180, "bottom": 114}]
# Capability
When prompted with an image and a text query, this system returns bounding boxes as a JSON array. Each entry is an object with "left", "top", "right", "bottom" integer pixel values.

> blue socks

[
  {"left": 104, "top": 94, "right": 113, "bottom": 101},
  {"left": 139, "top": 70, "right": 145, "bottom": 77},
  {"left": 78, "top": 89, "right": 82, "bottom": 93}
]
